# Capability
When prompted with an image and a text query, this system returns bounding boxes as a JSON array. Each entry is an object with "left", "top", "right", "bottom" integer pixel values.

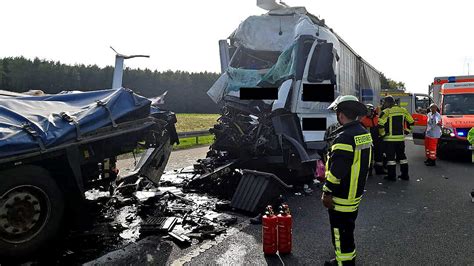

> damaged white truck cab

[{"left": 208, "top": 4, "right": 381, "bottom": 181}]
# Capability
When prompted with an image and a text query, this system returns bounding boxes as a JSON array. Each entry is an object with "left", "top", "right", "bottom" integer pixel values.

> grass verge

[
  {"left": 173, "top": 135, "right": 214, "bottom": 150},
  {"left": 175, "top": 113, "right": 219, "bottom": 132},
  {"left": 173, "top": 113, "right": 219, "bottom": 150}
]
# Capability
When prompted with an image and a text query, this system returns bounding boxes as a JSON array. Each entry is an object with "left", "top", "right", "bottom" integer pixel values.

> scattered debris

[
  {"left": 140, "top": 217, "right": 178, "bottom": 234},
  {"left": 168, "top": 232, "right": 191, "bottom": 246},
  {"left": 85, "top": 189, "right": 111, "bottom": 200}
]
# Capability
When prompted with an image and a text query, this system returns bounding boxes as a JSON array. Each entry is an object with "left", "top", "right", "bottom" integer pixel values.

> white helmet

[{"left": 328, "top": 95, "right": 367, "bottom": 116}]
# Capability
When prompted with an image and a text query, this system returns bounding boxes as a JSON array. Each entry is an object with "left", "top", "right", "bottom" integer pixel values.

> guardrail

[{"left": 177, "top": 130, "right": 212, "bottom": 144}]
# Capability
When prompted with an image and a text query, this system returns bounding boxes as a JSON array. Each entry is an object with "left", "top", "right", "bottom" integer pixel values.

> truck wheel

[{"left": 0, "top": 166, "right": 64, "bottom": 258}]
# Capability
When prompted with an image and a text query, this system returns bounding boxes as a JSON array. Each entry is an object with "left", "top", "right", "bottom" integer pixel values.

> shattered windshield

[
  {"left": 442, "top": 94, "right": 474, "bottom": 115},
  {"left": 229, "top": 47, "right": 281, "bottom": 70}
]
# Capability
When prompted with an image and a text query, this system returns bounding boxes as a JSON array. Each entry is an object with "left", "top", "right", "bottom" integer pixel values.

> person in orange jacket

[{"left": 360, "top": 104, "right": 384, "bottom": 175}]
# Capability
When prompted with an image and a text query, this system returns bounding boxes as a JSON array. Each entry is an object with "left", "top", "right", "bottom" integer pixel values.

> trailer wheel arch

[{"left": 0, "top": 165, "right": 65, "bottom": 258}]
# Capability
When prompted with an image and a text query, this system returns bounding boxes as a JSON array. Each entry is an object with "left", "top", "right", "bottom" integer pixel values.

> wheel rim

[{"left": 0, "top": 185, "right": 51, "bottom": 244}]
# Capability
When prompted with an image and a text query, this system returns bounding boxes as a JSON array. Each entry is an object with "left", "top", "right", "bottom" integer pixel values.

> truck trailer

[
  {"left": 0, "top": 88, "right": 178, "bottom": 258},
  {"left": 206, "top": 1, "right": 382, "bottom": 183}
]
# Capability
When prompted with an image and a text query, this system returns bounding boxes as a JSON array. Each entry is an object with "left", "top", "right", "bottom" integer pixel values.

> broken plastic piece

[
  {"left": 140, "top": 217, "right": 177, "bottom": 234},
  {"left": 168, "top": 232, "right": 191, "bottom": 246}
]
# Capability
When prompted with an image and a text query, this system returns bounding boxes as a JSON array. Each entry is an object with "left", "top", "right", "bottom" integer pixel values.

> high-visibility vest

[{"left": 378, "top": 106, "right": 414, "bottom": 142}]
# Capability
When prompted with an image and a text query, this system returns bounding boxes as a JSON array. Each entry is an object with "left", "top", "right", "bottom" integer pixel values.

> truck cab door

[
  {"left": 291, "top": 41, "right": 338, "bottom": 146},
  {"left": 411, "top": 94, "right": 432, "bottom": 145}
]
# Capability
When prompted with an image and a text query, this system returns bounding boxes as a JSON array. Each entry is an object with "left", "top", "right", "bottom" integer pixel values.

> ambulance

[{"left": 412, "top": 76, "right": 474, "bottom": 154}]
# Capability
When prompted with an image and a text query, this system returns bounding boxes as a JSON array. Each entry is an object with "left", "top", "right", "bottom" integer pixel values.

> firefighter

[
  {"left": 467, "top": 128, "right": 474, "bottom": 163},
  {"left": 378, "top": 95, "right": 414, "bottom": 181},
  {"left": 360, "top": 104, "right": 384, "bottom": 175},
  {"left": 322, "top": 95, "right": 372, "bottom": 266},
  {"left": 425, "top": 103, "right": 442, "bottom": 166}
]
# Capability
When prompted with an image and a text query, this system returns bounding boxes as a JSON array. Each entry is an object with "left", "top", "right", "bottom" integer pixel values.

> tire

[{"left": 0, "top": 166, "right": 64, "bottom": 259}]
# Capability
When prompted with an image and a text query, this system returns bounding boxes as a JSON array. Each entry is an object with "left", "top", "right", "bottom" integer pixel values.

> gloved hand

[{"left": 321, "top": 193, "right": 334, "bottom": 209}]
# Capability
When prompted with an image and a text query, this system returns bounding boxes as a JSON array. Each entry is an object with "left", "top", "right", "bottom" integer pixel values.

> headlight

[{"left": 442, "top": 127, "right": 455, "bottom": 137}]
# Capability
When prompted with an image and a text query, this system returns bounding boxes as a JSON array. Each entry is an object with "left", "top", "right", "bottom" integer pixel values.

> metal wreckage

[{"left": 0, "top": 2, "right": 382, "bottom": 264}]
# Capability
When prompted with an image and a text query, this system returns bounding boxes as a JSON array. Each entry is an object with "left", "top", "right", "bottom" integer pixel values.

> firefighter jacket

[
  {"left": 468, "top": 128, "right": 474, "bottom": 145},
  {"left": 323, "top": 121, "right": 373, "bottom": 213},
  {"left": 378, "top": 106, "right": 414, "bottom": 141}
]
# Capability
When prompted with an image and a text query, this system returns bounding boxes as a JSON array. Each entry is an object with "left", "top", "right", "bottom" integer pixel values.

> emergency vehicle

[
  {"left": 379, "top": 90, "right": 433, "bottom": 145},
  {"left": 412, "top": 76, "right": 474, "bottom": 154}
]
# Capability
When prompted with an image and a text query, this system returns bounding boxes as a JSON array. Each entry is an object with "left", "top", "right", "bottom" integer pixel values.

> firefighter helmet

[
  {"left": 384, "top": 95, "right": 395, "bottom": 104},
  {"left": 328, "top": 95, "right": 368, "bottom": 116}
]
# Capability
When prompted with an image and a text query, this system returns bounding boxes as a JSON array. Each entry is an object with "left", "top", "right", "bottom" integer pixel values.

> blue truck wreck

[{"left": 0, "top": 88, "right": 178, "bottom": 258}]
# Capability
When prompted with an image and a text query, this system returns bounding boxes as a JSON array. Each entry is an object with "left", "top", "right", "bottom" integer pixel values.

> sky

[{"left": 2, "top": 0, "right": 474, "bottom": 94}]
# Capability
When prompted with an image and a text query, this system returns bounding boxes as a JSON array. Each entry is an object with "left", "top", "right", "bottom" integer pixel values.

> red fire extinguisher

[
  {"left": 277, "top": 204, "right": 292, "bottom": 254},
  {"left": 262, "top": 205, "right": 278, "bottom": 255}
]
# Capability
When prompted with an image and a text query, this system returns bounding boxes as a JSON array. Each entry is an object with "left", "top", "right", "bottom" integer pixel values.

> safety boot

[{"left": 385, "top": 165, "right": 396, "bottom": 181}]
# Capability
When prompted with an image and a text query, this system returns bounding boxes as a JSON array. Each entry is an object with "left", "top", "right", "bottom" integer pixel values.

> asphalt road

[
  {"left": 116, "top": 146, "right": 210, "bottom": 173},
  {"left": 92, "top": 142, "right": 473, "bottom": 265},
  {"left": 173, "top": 141, "right": 474, "bottom": 265}
]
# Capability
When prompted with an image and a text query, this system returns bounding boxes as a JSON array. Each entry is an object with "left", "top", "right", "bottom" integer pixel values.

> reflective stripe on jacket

[
  {"left": 378, "top": 106, "right": 414, "bottom": 142},
  {"left": 323, "top": 121, "right": 373, "bottom": 212}
]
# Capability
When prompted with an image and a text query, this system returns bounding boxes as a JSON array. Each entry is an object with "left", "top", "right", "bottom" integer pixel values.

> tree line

[
  {"left": 0, "top": 57, "right": 221, "bottom": 113},
  {"left": 380, "top": 73, "right": 405, "bottom": 91},
  {"left": 0, "top": 57, "right": 405, "bottom": 113}
]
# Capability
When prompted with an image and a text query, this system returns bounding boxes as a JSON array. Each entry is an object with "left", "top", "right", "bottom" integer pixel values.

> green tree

[
  {"left": 0, "top": 57, "right": 221, "bottom": 113},
  {"left": 380, "top": 73, "right": 405, "bottom": 91}
]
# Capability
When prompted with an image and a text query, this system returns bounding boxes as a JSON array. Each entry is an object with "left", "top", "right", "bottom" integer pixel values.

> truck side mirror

[{"left": 307, "top": 43, "right": 336, "bottom": 83}]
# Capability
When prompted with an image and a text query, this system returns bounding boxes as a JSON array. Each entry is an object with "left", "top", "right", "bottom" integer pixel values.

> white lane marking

[
  {"left": 215, "top": 243, "right": 248, "bottom": 265},
  {"left": 171, "top": 221, "right": 250, "bottom": 266}
]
